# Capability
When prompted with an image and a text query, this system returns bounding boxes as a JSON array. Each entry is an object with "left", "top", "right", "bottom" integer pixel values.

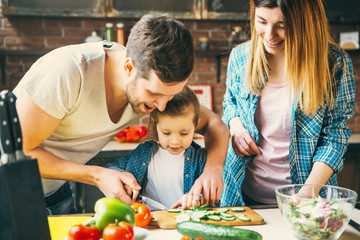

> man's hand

[
  {"left": 171, "top": 193, "right": 200, "bottom": 210},
  {"left": 231, "top": 128, "right": 260, "bottom": 157},
  {"left": 96, "top": 168, "right": 141, "bottom": 204},
  {"left": 188, "top": 166, "right": 224, "bottom": 206}
]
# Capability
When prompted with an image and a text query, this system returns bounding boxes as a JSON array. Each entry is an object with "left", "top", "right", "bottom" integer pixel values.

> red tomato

[
  {"left": 102, "top": 221, "right": 134, "bottom": 240},
  {"left": 131, "top": 202, "right": 151, "bottom": 228},
  {"left": 137, "top": 126, "right": 148, "bottom": 138},
  {"left": 68, "top": 224, "right": 101, "bottom": 240},
  {"left": 181, "top": 237, "right": 191, "bottom": 240},
  {"left": 114, "top": 127, "right": 129, "bottom": 142},
  {"left": 125, "top": 128, "right": 141, "bottom": 142}
]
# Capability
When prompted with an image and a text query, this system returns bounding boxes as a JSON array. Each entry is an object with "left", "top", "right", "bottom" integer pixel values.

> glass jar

[
  {"left": 105, "top": 23, "right": 115, "bottom": 42},
  {"left": 116, "top": 22, "right": 126, "bottom": 45}
]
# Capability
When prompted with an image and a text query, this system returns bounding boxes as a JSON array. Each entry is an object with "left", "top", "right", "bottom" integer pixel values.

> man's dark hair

[{"left": 126, "top": 14, "right": 194, "bottom": 83}]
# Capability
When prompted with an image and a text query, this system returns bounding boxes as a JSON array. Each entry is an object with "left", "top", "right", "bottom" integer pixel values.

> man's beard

[{"left": 125, "top": 78, "right": 146, "bottom": 115}]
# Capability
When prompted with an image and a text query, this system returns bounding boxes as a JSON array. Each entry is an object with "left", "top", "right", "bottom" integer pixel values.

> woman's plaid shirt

[{"left": 220, "top": 42, "right": 356, "bottom": 206}]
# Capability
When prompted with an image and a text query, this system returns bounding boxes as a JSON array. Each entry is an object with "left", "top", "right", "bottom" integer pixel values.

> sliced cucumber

[
  {"left": 175, "top": 213, "right": 191, "bottom": 223},
  {"left": 215, "top": 208, "right": 229, "bottom": 213},
  {"left": 221, "top": 216, "right": 236, "bottom": 221},
  {"left": 192, "top": 211, "right": 208, "bottom": 219},
  {"left": 234, "top": 213, "right": 251, "bottom": 221},
  {"left": 220, "top": 212, "right": 233, "bottom": 218},
  {"left": 190, "top": 215, "right": 201, "bottom": 222},
  {"left": 231, "top": 207, "right": 245, "bottom": 212},
  {"left": 207, "top": 215, "right": 221, "bottom": 221},
  {"left": 168, "top": 208, "right": 181, "bottom": 213},
  {"left": 182, "top": 210, "right": 193, "bottom": 215},
  {"left": 208, "top": 211, "right": 221, "bottom": 215}
]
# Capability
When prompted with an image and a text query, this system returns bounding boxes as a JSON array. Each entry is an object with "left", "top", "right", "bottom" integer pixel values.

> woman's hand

[
  {"left": 229, "top": 117, "right": 260, "bottom": 157},
  {"left": 231, "top": 128, "right": 260, "bottom": 157},
  {"left": 171, "top": 193, "right": 201, "bottom": 210}
]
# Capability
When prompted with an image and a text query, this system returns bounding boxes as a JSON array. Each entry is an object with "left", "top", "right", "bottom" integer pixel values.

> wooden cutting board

[{"left": 149, "top": 206, "right": 264, "bottom": 229}]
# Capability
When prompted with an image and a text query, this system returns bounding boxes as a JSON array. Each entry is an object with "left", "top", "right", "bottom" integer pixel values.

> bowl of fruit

[{"left": 275, "top": 184, "right": 357, "bottom": 240}]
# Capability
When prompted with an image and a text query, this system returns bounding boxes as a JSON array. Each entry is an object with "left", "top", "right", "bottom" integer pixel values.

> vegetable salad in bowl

[{"left": 276, "top": 184, "right": 357, "bottom": 240}]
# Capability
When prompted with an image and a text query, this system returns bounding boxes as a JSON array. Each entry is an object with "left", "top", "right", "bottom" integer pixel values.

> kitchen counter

[
  {"left": 147, "top": 207, "right": 360, "bottom": 240},
  {"left": 49, "top": 207, "right": 360, "bottom": 240}
]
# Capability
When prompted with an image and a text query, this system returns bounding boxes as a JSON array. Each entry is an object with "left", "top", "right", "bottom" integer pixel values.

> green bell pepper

[{"left": 85, "top": 197, "right": 135, "bottom": 231}]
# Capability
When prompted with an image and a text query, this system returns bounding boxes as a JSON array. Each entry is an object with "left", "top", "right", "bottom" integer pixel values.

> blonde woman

[{"left": 221, "top": 0, "right": 355, "bottom": 206}]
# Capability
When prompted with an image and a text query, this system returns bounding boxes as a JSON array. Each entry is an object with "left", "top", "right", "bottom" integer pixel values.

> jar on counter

[
  {"left": 116, "top": 22, "right": 126, "bottom": 46},
  {"left": 84, "top": 31, "right": 103, "bottom": 43},
  {"left": 105, "top": 23, "right": 115, "bottom": 42}
]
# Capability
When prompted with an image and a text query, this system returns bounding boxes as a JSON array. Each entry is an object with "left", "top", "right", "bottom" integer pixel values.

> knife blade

[
  {"left": 0, "top": 91, "right": 16, "bottom": 165},
  {"left": 3, "top": 91, "right": 27, "bottom": 161},
  {"left": 138, "top": 194, "right": 167, "bottom": 210}
]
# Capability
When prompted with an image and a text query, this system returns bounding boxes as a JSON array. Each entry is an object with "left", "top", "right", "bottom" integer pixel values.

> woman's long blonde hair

[{"left": 247, "top": 0, "right": 338, "bottom": 115}]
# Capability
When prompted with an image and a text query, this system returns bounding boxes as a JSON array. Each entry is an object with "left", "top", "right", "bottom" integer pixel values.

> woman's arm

[{"left": 312, "top": 51, "right": 355, "bottom": 174}]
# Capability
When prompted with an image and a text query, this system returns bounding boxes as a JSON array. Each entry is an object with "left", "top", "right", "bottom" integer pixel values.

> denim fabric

[
  {"left": 221, "top": 42, "right": 356, "bottom": 207},
  {"left": 106, "top": 140, "right": 207, "bottom": 194},
  {"left": 45, "top": 182, "right": 77, "bottom": 215}
]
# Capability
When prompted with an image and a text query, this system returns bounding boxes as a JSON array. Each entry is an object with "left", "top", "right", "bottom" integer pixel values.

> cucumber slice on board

[
  {"left": 234, "top": 213, "right": 251, "bottom": 221},
  {"left": 168, "top": 208, "right": 181, "bottom": 213},
  {"left": 175, "top": 213, "right": 191, "bottom": 223},
  {"left": 231, "top": 207, "right": 245, "bottom": 212},
  {"left": 206, "top": 215, "right": 221, "bottom": 221}
]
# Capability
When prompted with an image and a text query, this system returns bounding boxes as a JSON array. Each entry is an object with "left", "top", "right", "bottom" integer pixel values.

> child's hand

[{"left": 171, "top": 193, "right": 201, "bottom": 210}]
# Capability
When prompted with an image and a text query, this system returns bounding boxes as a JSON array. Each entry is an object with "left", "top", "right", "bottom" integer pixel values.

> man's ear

[
  {"left": 124, "top": 57, "right": 135, "bottom": 77},
  {"left": 196, "top": 118, "right": 201, "bottom": 128}
]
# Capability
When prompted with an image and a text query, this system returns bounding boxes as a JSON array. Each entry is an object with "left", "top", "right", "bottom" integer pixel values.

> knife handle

[
  {"left": 0, "top": 90, "right": 16, "bottom": 164},
  {"left": 2, "top": 91, "right": 27, "bottom": 161}
]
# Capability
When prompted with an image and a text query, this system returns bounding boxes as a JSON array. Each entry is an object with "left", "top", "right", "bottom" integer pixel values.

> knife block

[{"left": 0, "top": 159, "right": 51, "bottom": 240}]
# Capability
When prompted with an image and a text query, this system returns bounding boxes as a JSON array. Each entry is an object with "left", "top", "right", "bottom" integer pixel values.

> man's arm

[
  {"left": 16, "top": 92, "right": 140, "bottom": 203},
  {"left": 189, "top": 105, "right": 229, "bottom": 206}
]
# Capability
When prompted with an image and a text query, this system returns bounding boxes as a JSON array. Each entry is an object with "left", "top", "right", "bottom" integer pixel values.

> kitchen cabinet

[
  {"left": 1, "top": 0, "right": 105, "bottom": 17},
  {"left": 2, "top": 0, "right": 359, "bottom": 22},
  {"left": 107, "top": 0, "right": 201, "bottom": 19}
]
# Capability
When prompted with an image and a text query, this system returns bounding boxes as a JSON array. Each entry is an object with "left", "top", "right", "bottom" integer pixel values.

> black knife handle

[
  {"left": 0, "top": 90, "right": 16, "bottom": 164},
  {"left": 3, "top": 91, "right": 25, "bottom": 157}
]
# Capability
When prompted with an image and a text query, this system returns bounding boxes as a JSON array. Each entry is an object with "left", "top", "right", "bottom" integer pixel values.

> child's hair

[{"left": 150, "top": 85, "right": 200, "bottom": 141}]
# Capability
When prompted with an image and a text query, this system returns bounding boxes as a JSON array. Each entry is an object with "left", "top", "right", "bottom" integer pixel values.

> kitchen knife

[
  {"left": 349, "top": 219, "right": 360, "bottom": 232},
  {"left": 2, "top": 91, "right": 27, "bottom": 161},
  {"left": 138, "top": 194, "right": 168, "bottom": 210},
  {"left": 0, "top": 91, "right": 16, "bottom": 165}
]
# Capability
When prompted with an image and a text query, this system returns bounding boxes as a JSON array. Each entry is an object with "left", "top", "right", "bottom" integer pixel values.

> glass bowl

[{"left": 275, "top": 184, "right": 357, "bottom": 240}]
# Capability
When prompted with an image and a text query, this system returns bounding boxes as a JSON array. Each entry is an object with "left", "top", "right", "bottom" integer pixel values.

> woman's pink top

[{"left": 242, "top": 82, "right": 292, "bottom": 204}]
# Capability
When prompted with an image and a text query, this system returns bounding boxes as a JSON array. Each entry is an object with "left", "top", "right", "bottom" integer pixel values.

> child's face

[{"left": 156, "top": 108, "right": 196, "bottom": 155}]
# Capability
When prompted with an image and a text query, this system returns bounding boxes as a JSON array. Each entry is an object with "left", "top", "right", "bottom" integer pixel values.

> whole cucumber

[{"left": 176, "top": 221, "right": 262, "bottom": 240}]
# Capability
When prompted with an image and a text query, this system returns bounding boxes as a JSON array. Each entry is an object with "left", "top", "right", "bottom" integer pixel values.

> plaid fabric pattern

[
  {"left": 220, "top": 42, "right": 356, "bottom": 207},
  {"left": 106, "top": 140, "right": 207, "bottom": 194}
]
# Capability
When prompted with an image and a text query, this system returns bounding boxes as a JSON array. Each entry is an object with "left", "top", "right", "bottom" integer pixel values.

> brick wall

[{"left": 0, "top": 8, "right": 359, "bottom": 132}]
